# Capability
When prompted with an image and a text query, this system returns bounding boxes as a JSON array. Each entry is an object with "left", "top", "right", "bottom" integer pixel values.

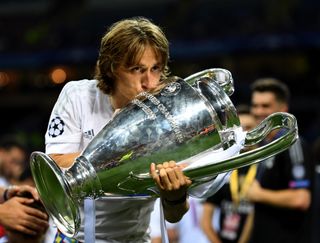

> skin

[
  {"left": 0, "top": 185, "right": 49, "bottom": 235},
  {"left": 200, "top": 203, "right": 222, "bottom": 243},
  {"left": 111, "top": 45, "right": 163, "bottom": 109},
  {"left": 50, "top": 44, "right": 191, "bottom": 223},
  {"left": 250, "top": 91, "right": 287, "bottom": 124},
  {"left": 0, "top": 147, "right": 25, "bottom": 184},
  {"left": 239, "top": 113, "right": 256, "bottom": 132},
  {"left": 247, "top": 91, "right": 311, "bottom": 210}
]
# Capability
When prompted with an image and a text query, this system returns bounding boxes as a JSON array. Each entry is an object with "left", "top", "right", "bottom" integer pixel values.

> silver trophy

[{"left": 30, "top": 68, "right": 298, "bottom": 237}]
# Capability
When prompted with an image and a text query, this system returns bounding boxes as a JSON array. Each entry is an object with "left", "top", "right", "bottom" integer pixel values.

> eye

[
  {"left": 151, "top": 65, "right": 162, "bottom": 73},
  {"left": 130, "top": 66, "right": 142, "bottom": 73}
]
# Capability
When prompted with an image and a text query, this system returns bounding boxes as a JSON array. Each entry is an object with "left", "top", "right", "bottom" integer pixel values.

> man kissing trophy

[{"left": 30, "top": 68, "right": 298, "bottom": 237}]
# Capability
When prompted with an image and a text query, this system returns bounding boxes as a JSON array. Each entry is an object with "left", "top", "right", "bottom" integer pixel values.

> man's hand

[
  {"left": 0, "top": 196, "right": 49, "bottom": 235},
  {"left": 246, "top": 180, "right": 262, "bottom": 202},
  {"left": 6, "top": 185, "right": 40, "bottom": 201},
  {"left": 150, "top": 161, "right": 192, "bottom": 223},
  {"left": 150, "top": 161, "right": 191, "bottom": 201}
]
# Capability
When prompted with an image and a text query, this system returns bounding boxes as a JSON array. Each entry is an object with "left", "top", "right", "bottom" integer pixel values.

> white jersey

[{"left": 45, "top": 79, "right": 155, "bottom": 242}]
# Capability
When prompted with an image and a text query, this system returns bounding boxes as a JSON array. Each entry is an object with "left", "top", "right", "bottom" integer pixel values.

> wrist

[
  {"left": 3, "top": 189, "right": 9, "bottom": 201},
  {"left": 162, "top": 193, "right": 188, "bottom": 206},
  {"left": 1, "top": 188, "right": 9, "bottom": 203}
]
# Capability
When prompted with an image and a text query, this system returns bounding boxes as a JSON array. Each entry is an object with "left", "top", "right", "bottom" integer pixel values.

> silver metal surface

[{"left": 30, "top": 69, "right": 298, "bottom": 237}]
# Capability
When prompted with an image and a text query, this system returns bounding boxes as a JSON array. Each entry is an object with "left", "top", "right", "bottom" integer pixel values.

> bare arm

[
  {"left": 238, "top": 211, "right": 254, "bottom": 243},
  {"left": 247, "top": 180, "right": 311, "bottom": 210},
  {"left": 200, "top": 202, "right": 222, "bottom": 243},
  {"left": 150, "top": 161, "right": 191, "bottom": 223},
  {"left": 49, "top": 152, "right": 80, "bottom": 168},
  {"left": 0, "top": 197, "right": 49, "bottom": 235}
]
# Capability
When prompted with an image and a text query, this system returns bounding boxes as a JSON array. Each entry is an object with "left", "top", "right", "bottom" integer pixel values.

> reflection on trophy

[{"left": 30, "top": 68, "right": 298, "bottom": 237}]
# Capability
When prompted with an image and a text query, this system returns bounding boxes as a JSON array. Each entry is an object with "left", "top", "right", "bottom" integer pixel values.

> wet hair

[
  {"left": 250, "top": 78, "right": 290, "bottom": 104},
  {"left": 94, "top": 16, "right": 170, "bottom": 94}
]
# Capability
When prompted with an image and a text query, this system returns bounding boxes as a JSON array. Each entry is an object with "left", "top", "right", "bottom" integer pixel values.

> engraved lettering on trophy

[
  {"left": 131, "top": 99, "right": 156, "bottom": 120},
  {"left": 137, "top": 92, "right": 184, "bottom": 143}
]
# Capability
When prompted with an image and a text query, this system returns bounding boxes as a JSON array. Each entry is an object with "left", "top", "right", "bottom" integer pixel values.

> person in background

[
  {"left": 0, "top": 137, "right": 27, "bottom": 187},
  {"left": 246, "top": 78, "right": 312, "bottom": 243},
  {"left": 200, "top": 105, "right": 256, "bottom": 243},
  {"left": 310, "top": 137, "right": 320, "bottom": 242},
  {"left": 0, "top": 137, "right": 50, "bottom": 242}
]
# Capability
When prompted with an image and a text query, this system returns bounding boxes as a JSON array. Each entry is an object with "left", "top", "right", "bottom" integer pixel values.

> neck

[{"left": 109, "top": 94, "right": 128, "bottom": 110}]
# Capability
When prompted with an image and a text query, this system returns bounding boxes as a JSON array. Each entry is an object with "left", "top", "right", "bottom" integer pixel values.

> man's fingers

[
  {"left": 14, "top": 216, "right": 48, "bottom": 235},
  {"left": 23, "top": 204, "right": 48, "bottom": 220},
  {"left": 10, "top": 185, "right": 40, "bottom": 201},
  {"left": 15, "top": 197, "right": 48, "bottom": 220},
  {"left": 16, "top": 197, "right": 34, "bottom": 204},
  {"left": 168, "top": 160, "right": 176, "bottom": 168},
  {"left": 159, "top": 168, "right": 172, "bottom": 190},
  {"left": 24, "top": 216, "right": 49, "bottom": 233},
  {"left": 13, "top": 224, "right": 38, "bottom": 236},
  {"left": 150, "top": 163, "right": 162, "bottom": 187}
]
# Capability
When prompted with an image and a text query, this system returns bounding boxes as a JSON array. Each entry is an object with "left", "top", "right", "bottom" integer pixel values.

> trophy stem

[{"left": 65, "top": 156, "right": 103, "bottom": 200}]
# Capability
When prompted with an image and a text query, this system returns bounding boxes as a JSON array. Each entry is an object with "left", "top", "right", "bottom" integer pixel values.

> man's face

[
  {"left": 251, "top": 91, "right": 288, "bottom": 124},
  {"left": 112, "top": 45, "right": 163, "bottom": 109},
  {"left": 0, "top": 147, "right": 25, "bottom": 179}
]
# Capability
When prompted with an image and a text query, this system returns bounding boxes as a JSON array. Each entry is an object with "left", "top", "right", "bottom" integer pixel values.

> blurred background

[
  {"left": 1, "top": 1, "right": 320, "bottom": 242},
  {"left": 0, "top": 0, "right": 319, "bottom": 151}
]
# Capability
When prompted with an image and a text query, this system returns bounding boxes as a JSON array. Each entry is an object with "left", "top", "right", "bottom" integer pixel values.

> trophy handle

[
  {"left": 184, "top": 68, "right": 234, "bottom": 96},
  {"left": 183, "top": 112, "right": 298, "bottom": 179}
]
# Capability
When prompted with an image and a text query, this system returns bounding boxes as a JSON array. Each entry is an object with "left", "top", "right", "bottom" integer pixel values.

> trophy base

[{"left": 30, "top": 151, "right": 80, "bottom": 237}]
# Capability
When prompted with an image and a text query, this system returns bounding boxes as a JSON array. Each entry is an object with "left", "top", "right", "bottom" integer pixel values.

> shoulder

[
  {"left": 61, "top": 79, "right": 99, "bottom": 95},
  {"left": 57, "top": 79, "right": 103, "bottom": 105}
]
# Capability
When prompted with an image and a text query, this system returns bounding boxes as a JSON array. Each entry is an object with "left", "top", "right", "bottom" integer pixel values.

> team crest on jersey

[{"left": 48, "top": 116, "right": 65, "bottom": 137}]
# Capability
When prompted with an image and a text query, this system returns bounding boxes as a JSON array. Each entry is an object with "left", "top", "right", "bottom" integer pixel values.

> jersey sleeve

[
  {"left": 287, "top": 138, "right": 312, "bottom": 189},
  {"left": 45, "top": 81, "right": 83, "bottom": 154}
]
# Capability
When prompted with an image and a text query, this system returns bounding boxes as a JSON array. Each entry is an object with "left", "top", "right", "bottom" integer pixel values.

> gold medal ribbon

[{"left": 230, "top": 164, "right": 257, "bottom": 205}]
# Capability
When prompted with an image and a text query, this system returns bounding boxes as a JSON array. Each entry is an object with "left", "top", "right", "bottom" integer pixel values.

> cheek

[{"left": 150, "top": 76, "right": 161, "bottom": 88}]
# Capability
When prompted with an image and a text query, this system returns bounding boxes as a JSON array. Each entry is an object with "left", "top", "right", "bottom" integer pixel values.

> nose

[{"left": 141, "top": 71, "right": 157, "bottom": 91}]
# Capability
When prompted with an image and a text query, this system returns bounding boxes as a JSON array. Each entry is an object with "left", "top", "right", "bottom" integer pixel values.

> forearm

[
  {"left": 253, "top": 188, "right": 311, "bottom": 210},
  {"left": 49, "top": 152, "right": 80, "bottom": 168},
  {"left": 201, "top": 220, "right": 221, "bottom": 243},
  {"left": 238, "top": 212, "right": 254, "bottom": 243},
  {"left": 201, "top": 204, "right": 222, "bottom": 243}
]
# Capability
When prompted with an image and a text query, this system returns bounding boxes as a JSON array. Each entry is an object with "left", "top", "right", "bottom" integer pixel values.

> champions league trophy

[{"left": 30, "top": 68, "right": 298, "bottom": 237}]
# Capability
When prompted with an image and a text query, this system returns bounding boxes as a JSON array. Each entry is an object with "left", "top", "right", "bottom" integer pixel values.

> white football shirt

[{"left": 45, "top": 79, "right": 155, "bottom": 242}]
